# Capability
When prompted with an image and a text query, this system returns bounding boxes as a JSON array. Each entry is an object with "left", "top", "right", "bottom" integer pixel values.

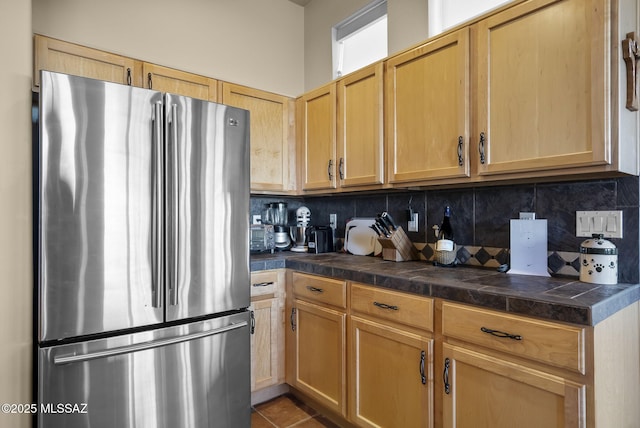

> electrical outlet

[
  {"left": 252, "top": 214, "right": 261, "bottom": 224},
  {"left": 576, "top": 210, "right": 623, "bottom": 238},
  {"left": 329, "top": 213, "right": 337, "bottom": 230},
  {"left": 408, "top": 212, "right": 419, "bottom": 232}
]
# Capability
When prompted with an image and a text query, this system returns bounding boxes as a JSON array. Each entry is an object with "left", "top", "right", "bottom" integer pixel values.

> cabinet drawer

[
  {"left": 292, "top": 272, "right": 346, "bottom": 309},
  {"left": 250, "top": 271, "right": 278, "bottom": 298},
  {"left": 442, "top": 302, "right": 585, "bottom": 374},
  {"left": 351, "top": 283, "right": 433, "bottom": 332}
]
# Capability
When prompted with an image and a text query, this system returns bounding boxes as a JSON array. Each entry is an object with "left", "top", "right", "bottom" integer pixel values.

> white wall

[
  {"left": 304, "top": 0, "right": 429, "bottom": 90},
  {"left": 0, "top": 0, "right": 33, "bottom": 426},
  {"left": 32, "top": 0, "right": 305, "bottom": 97}
]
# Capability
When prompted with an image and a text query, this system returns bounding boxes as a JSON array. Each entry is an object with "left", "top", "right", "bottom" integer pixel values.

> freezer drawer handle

[{"left": 53, "top": 321, "right": 248, "bottom": 365}]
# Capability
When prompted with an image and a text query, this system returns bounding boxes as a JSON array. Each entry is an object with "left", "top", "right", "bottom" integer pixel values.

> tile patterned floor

[{"left": 252, "top": 394, "right": 340, "bottom": 427}]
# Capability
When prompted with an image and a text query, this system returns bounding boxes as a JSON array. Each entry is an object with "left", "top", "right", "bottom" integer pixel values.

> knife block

[{"left": 377, "top": 226, "right": 420, "bottom": 262}]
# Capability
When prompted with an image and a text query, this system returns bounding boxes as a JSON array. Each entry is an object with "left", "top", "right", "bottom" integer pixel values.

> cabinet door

[
  {"left": 222, "top": 83, "right": 295, "bottom": 193},
  {"left": 442, "top": 343, "right": 585, "bottom": 428},
  {"left": 142, "top": 63, "right": 217, "bottom": 102},
  {"left": 34, "top": 35, "right": 141, "bottom": 88},
  {"left": 337, "top": 63, "right": 384, "bottom": 188},
  {"left": 385, "top": 28, "right": 470, "bottom": 184},
  {"left": 292, "top": 299, "right": 346, "bottom": 416},
  {"left": 350, "top": 316, "right": 433, "bottom": 428},
  {"left": 250, "top": 298, "right": 279, "bottom": 392},
  {"left": 299, "top": 84, "right": 337, "bottom": 191},
  {"left": 475, "top": 0, "right": 608, "bottom": 176}
]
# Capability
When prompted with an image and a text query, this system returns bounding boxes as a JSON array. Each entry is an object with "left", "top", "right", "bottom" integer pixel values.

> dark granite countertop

[{"left": 250, "top": 252, "right": 640, "bottom": 326}]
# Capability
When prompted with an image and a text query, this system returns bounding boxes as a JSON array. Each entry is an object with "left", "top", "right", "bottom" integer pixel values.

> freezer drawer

[{"left": 38, "top": 312, "right": 250, "bottom": 428}]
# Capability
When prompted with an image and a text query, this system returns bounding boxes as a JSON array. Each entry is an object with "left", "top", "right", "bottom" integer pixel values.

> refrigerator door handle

[
  {"left": 53, "top": 321, "right": 248, "bottom": 365},
  {"left": 169, "top": 102, "right": 180, "bottom": 307},
  {"left": 152, "top": 102, "right": 164, "bottom": 309}
]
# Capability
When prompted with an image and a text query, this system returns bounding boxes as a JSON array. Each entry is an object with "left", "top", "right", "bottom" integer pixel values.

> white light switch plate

[{"left": 575, "top": 210, "right": 623, "bottom": 238}]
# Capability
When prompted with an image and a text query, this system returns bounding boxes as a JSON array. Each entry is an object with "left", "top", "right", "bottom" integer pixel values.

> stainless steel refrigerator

[{"left": 35, "top": 70, "right": 251, "bottom": 428}]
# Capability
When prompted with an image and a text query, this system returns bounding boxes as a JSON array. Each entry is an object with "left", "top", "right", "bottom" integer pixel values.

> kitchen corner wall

[{"left": 251, "top": 176, "right": 640, "bottom": 284}]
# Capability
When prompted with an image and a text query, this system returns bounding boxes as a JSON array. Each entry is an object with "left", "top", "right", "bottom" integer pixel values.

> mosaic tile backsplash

[{"left": 251, "top": 176, "right": 640, "bottom": 283}]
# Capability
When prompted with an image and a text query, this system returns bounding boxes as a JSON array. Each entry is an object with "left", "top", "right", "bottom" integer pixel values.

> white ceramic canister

[{"left": 579, "top": 234, "right": 618, "bottom": 285}]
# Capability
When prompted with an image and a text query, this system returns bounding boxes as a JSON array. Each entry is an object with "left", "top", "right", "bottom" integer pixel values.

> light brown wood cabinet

[
  {"left": 442, "top": 342, "right": 586, "bottom": 428},
  {"left": 385, "top": 28, "right": 471, "bottom": 184},
  {"left": 298, "top": 83, "right": 337, "bottom": 191},
  {"left": 250, "top": 270, "right": 285, "bottom": 396},
  {"left": 221, "top": 83, "right": 296, "bottom": 193},
  {"left": 441, "top": 301, "right": 586, "bottom": 427},
  {"left": 439, "top": 300, "right": 640, "bottom": 428},
  {"left": 33, "top": 34, "right": 141, "bottom": 88},
  {"left": 299, "top": 63, "right": 385, "bottom": 193},
  {"left": 349, "top": 283, "right": 434, "bottom": 428},
  {"left": 286, "top": 272, "right": 347, "bottom": 417},
  {"left": 142, "top": 62, "right": 217, "bottom": 102},
  {"left": 474, "top": 0, "right": 628, "bottom": 179},
  {"left": 337, "top": 63, "right": 384, "bottom": 189}
]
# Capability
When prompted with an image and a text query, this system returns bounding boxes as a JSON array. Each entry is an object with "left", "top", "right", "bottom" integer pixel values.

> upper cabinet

[
  {"left": 221, "top": 83, "right": 296, "bottom": 193},
  {"left": 33, "top": 34, "right": 141, "bottom": 88},
  {"left": 386, "top": 28, "right": 471, "bottom": 184},
  {"left": 337, "top": 63, "right": 385, "bottom": 188},
  {"left": 474, "top": 0, "right": 621, "bottom": 178},
  {"left": 142, "top": 63, "right": 217, "bottom": 102},
  {"left": 299, "top": 63, "right": 385, "bottom": 193},
  {"left": 298, "top": 83, "right": 337, "bottom": 191}
]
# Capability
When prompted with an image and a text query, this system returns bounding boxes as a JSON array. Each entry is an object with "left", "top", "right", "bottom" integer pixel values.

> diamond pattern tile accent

[
  {"left": 548, "top": 252, "right": 566, "bottom": 273},
  {"left": 456, "top": 246, "right": 472, "bottom": 264},
  {"left": 410, "top": 243, "right": 579, "bottom": 277},
  {"left": 474, "top": 247, "right": 492, "bottom": 265}
]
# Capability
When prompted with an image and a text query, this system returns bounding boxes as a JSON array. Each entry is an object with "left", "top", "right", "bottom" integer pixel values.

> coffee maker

[{"left": 262, "top": 202, "right": 291, "bottom": 250}]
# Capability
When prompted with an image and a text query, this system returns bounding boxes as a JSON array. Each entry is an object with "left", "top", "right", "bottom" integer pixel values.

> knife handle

[{"left": 381, "top": 212, "right": 398, "bottom": 231}]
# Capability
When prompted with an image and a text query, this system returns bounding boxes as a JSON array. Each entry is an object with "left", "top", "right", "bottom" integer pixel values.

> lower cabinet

[
  {"left": 440, "top": 301, "right": 586, "bottom": 428},
  {"left": 349, "top": 283, "right": 434, "bottom": 428},
  {"left": 349, "top": 316, "right": 433, "bottom": 428},
  {"left": 442, "top": 343, "right": 585, "bottom": 428},
  {"left": 250, "top": 270, "right": 285, "bottom": 395},
  {"left": 287, "top": 272, "right": 347, "bottom": 417}
]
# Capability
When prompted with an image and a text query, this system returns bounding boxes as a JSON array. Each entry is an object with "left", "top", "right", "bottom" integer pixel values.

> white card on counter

[{"left": 508, "top": 219, "right": 550, "bottom": 277}]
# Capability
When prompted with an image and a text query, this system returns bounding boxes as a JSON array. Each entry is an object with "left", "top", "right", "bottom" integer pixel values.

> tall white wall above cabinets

[
  {"left": 32, "top": 0, "right": 304, "bottom": 97},
  {"left": 304, "top": 0, "right": 428, "bottom": 91},
  {"left": 428, "top": 0, "right": 514, "bottom": 37}
]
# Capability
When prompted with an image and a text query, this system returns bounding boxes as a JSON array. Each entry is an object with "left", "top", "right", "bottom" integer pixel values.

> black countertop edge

[{"left": 250, "top": 252, "right": 640, "bottom": 326}]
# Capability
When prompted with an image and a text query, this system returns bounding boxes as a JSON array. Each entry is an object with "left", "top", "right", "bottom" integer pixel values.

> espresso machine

[
  {"left": 290, "top": 206, "right": 311, "bottom": 252},
  {"left": 262, "top": 202, "right": 291, "bottom": 250}
]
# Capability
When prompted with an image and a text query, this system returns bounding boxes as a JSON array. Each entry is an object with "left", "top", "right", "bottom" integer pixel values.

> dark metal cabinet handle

[
  {"left": 147, "top": 72, "right": 153, "bottom": 89},
  {"left": 373, "top": 301, "right": 398, "bottom": 311},
  {"left": 252, "top": 281, "right": 274, "bottom": 287},
  {"left": 250, "top": 311, "right": 255, "bottom": 335},
  {"left": 457, "top": 136, "right": 464, "bottom": 166},
  {"left": 479, "top": 132, "right": 486, "bottom": 164},
  {"left": 126, "top": 68, "right": 132, "bottom": 86},
  {"left": 306, "top": 286, "right": 324, "bottom": 293},
  {"left": 290, "top": 308, "right": 296, "bottom": 332},
  {"left": 443, "top": 358, "right": 451, "bottom": 394},
  {"left": 327, "top": 159, "right": 333, "bottom": 181},
  {"left": 420, "top": 350, "right": 426, "bottom": 385},
  {"left": 480, "top": 326, "right": 522, "bottom": 341},
  {"left": 339, "top": 157, "right": 344, "bottom": 180}
]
